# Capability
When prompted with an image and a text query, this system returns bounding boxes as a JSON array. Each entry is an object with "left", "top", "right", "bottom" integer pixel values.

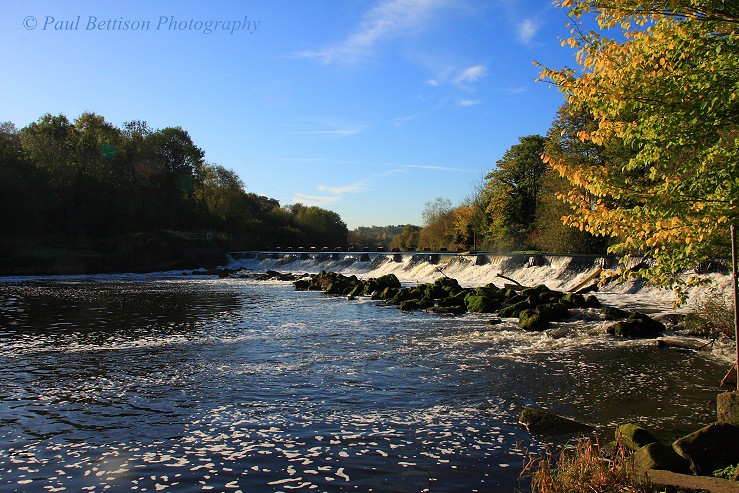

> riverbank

[{"left": 0, "top": 231, "right": 228, "bottom": 275}]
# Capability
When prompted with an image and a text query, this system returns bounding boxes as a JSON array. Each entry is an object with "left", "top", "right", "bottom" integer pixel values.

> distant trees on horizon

[{"left": 0, "top": 112, "right": 350, "bottom": 256}]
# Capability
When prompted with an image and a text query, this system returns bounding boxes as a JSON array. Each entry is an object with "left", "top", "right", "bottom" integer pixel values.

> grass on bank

[{"left": 519, "top": 438, "right": 708, "bottom": 493}]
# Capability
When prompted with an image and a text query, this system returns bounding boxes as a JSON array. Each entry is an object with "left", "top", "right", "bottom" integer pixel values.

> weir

[{"left": 226, "top": 251, "right": 629, "bottom": 293}]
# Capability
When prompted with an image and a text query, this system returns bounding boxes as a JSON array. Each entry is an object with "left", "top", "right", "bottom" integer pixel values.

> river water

[{"left": 0, "top": 274, "right": 729, "bottom": 492}]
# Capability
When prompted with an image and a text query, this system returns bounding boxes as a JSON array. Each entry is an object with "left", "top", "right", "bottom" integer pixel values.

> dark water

[{"left": 0, "top": 276, "right": 727, "bottom": 492}]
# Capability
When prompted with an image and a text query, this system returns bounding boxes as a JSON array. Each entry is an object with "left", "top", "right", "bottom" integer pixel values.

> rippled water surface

[{"left": 0, "top": 276, "right": 727, "bottom": 492}]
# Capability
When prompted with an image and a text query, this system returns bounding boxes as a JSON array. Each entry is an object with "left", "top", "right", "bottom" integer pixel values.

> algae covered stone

[
  {"left": 616, "top": 423, "right": 658, "bottom": 452},
  {"left": 633, "top": 442, "right": 691, "bottom": 474},
  {"left": 673, "top": 422, "right": 739, "bottom": 475}
]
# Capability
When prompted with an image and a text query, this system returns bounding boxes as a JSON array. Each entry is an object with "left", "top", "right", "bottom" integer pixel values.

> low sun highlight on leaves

[{"left": 539, "top": 0, "right": 739, "bottom": 301}]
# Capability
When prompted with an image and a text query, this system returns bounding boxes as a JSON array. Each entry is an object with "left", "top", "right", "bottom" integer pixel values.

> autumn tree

[
  {"left": 539, "top": 0, "right": 739, "bottom": 294},
  {"left": 483, "top": 135, "right": 547, "bottom": 252},
  {"left": 418, "top": 197, "right": 454, "bottom": 250},
  {"left": 533, "top": 104, "right": 613, "bottom": 254},
  {"left": 390, "top": 224, "right": 421, "bottom": 251}
]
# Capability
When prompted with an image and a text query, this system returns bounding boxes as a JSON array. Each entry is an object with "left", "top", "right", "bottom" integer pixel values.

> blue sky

[{"left": 2, "top": 0, "right": 576, "bottom": 229}]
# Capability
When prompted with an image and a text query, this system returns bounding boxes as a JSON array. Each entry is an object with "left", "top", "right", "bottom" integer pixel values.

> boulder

[
  {"left": 615, "top": 423, "right": 658, "bottom": 452},
  {"left": 607, "top": 313, "right": 665, "bottom": 338},
  {"left": 519, "top": 310, "right": 550, "bottom": 331},
  {"left": 601, "top": 305, "right": 631, "bottom": 320},
  {"left": 374, "top": 273, "right": 401, "bottom": 290},
  {"left": 633, "top": 442, "right": 691, "bottom": 474},
  {"left": 428, "top": 305, "right": 467, "bottom": 315},
  {"left": 673, "top": 422, "right": 739, "bottom": 475},
  {"left": 518, "top": 407, "right": 594, "bottom": 435},
  {"left": 717, "top": 392, "right": 739, "bottom": 426},
  {"left": 584, "top": 295, "right": 601, "bottom": 308},
  {"left": 293, "top": 279, "right": 312, "bottom": 291},
  {"left": 465, "top": 294, "right": 500, "bottom": 313},
  {"left": 498, "top": 300, "right": 533, "bottom": 318},
  {"left": 560, "top": 292, "right": 587, "bottom": 308},
  {"left": 399, "top": 299, "right": 434, "bottom": 311}
]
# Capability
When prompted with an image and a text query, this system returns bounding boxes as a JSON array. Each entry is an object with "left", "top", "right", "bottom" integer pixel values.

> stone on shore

[
  {"left": 717, "top": 392, "right": 739, "bottom": 425},
  {"left": 672, "top": 422, "right": 739, "bottom": 475},
  {"left": 633, "top": 442, "right": 691, "bottom": 474},
  {"left": 615, "top": 423, "right": 658, "bottom": 452},
  {"left": 518, "top": 407, "right": 594, "bottom": 435}
]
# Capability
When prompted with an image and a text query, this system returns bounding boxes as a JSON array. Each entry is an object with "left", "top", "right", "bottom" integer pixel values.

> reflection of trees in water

[{"left": 0, "top": 281, "right": 243, "bottom": 343}]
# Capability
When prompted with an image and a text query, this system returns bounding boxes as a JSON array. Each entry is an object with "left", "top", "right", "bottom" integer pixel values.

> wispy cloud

[
  {"left": 288, "top": 129, "right": 361, "bottom": 137},
  {"left": 453, "top": 64, "right": 486, "bottom": 85},
  {"left": 425, "top": 64, "right": 487, "bottom": 91},
  {"left": 517, "top": 18, "right": 539, "bottom": 45},
  {"left": 296, "top": 0, "right": 456, "bottom": 64},
  {"left": 292, "top": 193, "right": 343, "bottom": 207},
  {"left": 403, "top": 164, "right": 476, "bottom": 173},
  {"left": 293, "top": 180, "right": 368, "bottom": 207},
  {"left": 457, "top": 99, "right": 480, "bottom": 106},
  {"left": 318, "top": 181, "right": 368, "bottom": 195}
]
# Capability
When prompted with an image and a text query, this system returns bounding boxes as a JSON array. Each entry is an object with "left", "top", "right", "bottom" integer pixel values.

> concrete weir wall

[{"left": 226, "top": 251, "right": 639, "bottom": 293}]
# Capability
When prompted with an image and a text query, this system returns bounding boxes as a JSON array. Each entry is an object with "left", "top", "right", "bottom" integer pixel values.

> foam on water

[{"left": 0, "top": 270, "right": 732, "bottom": 492}]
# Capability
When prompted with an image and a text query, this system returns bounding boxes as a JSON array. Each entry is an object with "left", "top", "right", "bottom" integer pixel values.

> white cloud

[
  {"left": 318, "top": 181, "right": 367, "bottom": 195},
  {"left": 453, "top": 64, "right": 486, "bottom": 85},
  {"left": 517, "top": 18, "right": 539, "bottom": 45},
  {"left": 296, "top": 0, "right": 456, "bottom": 64},
  {"left": 289, "top": 129, "right": 361, "bottom": 137},
  {"left": 403, "top": 164, "right": 476, "bottom": 173},
  {"left": 458, "top": 99, "right": 480, "bottom": 106},
  {"left": 292, "top": 193, "right": 343, "bottom": 207}
]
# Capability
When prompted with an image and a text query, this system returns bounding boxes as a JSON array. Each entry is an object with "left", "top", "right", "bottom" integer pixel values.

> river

[{"left": 0, "top": 271, "right": 730, "bottom": 492}]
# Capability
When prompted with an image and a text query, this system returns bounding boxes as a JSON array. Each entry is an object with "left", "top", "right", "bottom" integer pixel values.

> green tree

[
  {"left": 539, "top": 0, "right": 739, "bottom": 294},
  {"left": 483, "top": 135, "right": 547, "bottom": 251},
  {"left": 533, "top": 104, "right": 612, "bottom": 254},
  {"left": 290, "top": 204, "right": 349, "bottom": 248},
  {"left": 390, "top": 224, "right": 421, "bottom": 250}
]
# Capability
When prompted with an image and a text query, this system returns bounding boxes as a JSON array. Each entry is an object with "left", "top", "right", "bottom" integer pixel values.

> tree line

[
  {"left": 394, "top": 0, "right": 737, "bottom": 295},
  {"left": 0, "top": 113, "right": 350, "bottom": 261},
  {"left": 3, "top": 0, "right": 734, "bottom": 286}
]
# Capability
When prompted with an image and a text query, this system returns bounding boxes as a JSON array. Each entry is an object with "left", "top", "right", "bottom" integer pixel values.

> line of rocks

[{"left": 292, "top": 270, "right": 667, "bottom": 338}]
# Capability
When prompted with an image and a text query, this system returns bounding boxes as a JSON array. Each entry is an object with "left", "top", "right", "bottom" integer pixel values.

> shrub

[
  {"left": 520, "top": 438, "right": 656, "bottom": 493},
  {"left": 685, "top": 293, "right": 735, "bottom": 339}
]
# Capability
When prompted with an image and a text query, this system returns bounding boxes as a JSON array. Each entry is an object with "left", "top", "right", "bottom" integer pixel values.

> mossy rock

[
  {"left": 673, "top": 422, "right": 739, "bottom": 475},
  {"left": 399, "top": 299, "right": 422, "bottom": 311},
  {"left": 375, "top": 273, "right": 401, "bottom": 290},
  {"left": 379, "top": 287, "right": 399, "bottom": 301},
  {"left": 347, "top": 284, "right": 364, "bottom": 299},
  {"left": 633, "top": 442, "right": 691, "bottom": 474},
  {"left": 390, "top": 288, "right": 416, "bottom": 304},
  {"left": 607, "top": 312, "right": 665, "bottom": 338},
  {"left": 561, "top": 292, "right": 587, "bottom": 308},
  {"left": 465, "top": 294, "right": 500, "bottom": 313},
  {"left": 498, "top": 300, "right": 533, "bottom": 318},
  {"left": 519, "top": 311, "right": 550, "bottom": 331},
  {"left": 362, "top": 280, "right": 379, "bottom": 295},
  {"left": 428, "top": 305, "right": 467, "bottom": 315},
  {"left": 616, "top": 423, "right": 658, "bottom": 452},
  {"left": 433, "top": 276, "right": 461, "bottom": 291},
  {"left": 584, "top": 295, "right": 601, "bottom": 308},
  {"left": 293, "top": 279, "right": 312, "bottom": 291},
  {"left": 538, "top": 302, "right": 570, "bottom": 321},
  {"left": 324, "top": 279, "right": 356, "bottom": 295},
  {"left": 601, "top": 305, "right": 631, "bottom": 320}
]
